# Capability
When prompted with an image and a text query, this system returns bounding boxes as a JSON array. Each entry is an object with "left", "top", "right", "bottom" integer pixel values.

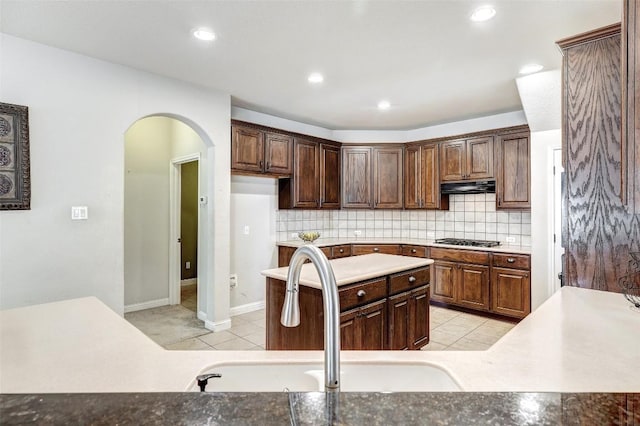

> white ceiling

[{"left": 0, "top": 1, "right": 622, "bottom": 130}]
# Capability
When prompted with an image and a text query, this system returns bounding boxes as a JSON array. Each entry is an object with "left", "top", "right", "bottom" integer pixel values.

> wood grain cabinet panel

[
  {"left": 264, "top": 132, "right": 293, "bottom": 175},
  {"left": 404, "top": 143, "right": 448, "bottom": 209},
  {"left": 340, "top": 299, "right": 387, "bottom": 351},
  {"left": 388, "top": 285, "right": 430, "bottom": 350},
  {"left": 440, "top": 137, "right": 493, "bottom": 181},
  {"left": 387, "top": 291, "right": 410, "bottom": 350},
  {"left": 491, "top": 267, "right": 530, "bottom": 318},
  {"left": 431, "top": 261, "right": 457, "bottom": 304},
  {"left": 319, "top": 144, "right": 341, "bottom": 209},
  {"left": 495, "top": 131, "right": 530, "bottom": 209},
  {"left": 351, "top": 244, "right": 402, "bottom": 256},
  {"left": 457, "top": 264, "right": 490, "bottom": 311},
  {"left": 373, "top": 147, "right": 403, "bottom": 209},
  {"left": 404, "top": 145, "right": 421, "bottom": 208},
  {"left": 342, "top": 147, "right": 372, "bottom": 208},
  {"left": 231, "top": 125, "right": 264, "bottom": 173},
  {"left": 292, "top": 139, "right": 319, "bottom": 208},
  {"left": 401, "top": 245, "right": 429, "bottom": 258}
]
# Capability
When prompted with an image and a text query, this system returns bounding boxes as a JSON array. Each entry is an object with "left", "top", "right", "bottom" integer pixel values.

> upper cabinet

[
  {"left": 231, "top": 123, "right": 292, "bottom": 176},
  {"left": 342, "top": 146, "right": 403, "bottom": 209},
  {"left": 292, "top": 138, "right": 319, "bottom": 208},
  {"left": 495, "top": 131, "right": 530, "bottom": 209},
  {"left": 440, "top": 136, "right": 494, "bottom": 181},
  {"left": 319, "top": 144, "right": 341, "bottom": 209},
  {"left": 404, "top": 143, "right": 448, "bottom": 210}
]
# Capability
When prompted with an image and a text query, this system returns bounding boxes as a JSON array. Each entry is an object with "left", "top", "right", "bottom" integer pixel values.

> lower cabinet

[
  {"left": 340, "top": 299, "right": 387, "bottom": 350},
  {"left": 491, "top": 267, "right": 530, "bottom": 318},
  {"left": 388, "top": 285, "right": 430, "bottom": 350}
]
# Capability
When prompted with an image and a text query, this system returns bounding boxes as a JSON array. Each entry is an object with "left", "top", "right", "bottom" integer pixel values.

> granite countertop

[
  {"left": 2, "top": 392, "right": 638, "bottom": 425},
  {"left": 276, "top": 237, "right": 531, "bottom": 254},
  {"left": 261, "top": 253, "right": 433, "bottom": 288}
]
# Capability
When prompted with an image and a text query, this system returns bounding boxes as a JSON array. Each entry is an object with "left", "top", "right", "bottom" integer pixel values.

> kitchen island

[{"left": 261, "top": 254, "right": 433, "bottom": 350}]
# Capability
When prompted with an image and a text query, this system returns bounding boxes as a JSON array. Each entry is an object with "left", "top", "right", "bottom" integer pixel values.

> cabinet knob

[
  {"left": 259, "top": 160, "right": 264, "bottom": 168},
  {"left": 524, "top": 273, "right": 529, "bottom": 278},
  {"left": 507, "top": 258, "right": 515, "bottom": 263},
  {"left": 373, "top": 248, "right": 380, "bottom": 252},
  {"left": 408, "top": 276, "right": 416, "bottom": 283},
  {"left": 357, "top": 290, "right": 366, "bottom": 297},
  {"left": 339, "top": 249, "right": 344, "bottom": 253},
  {"left": 266, "top": 161, "right": 270, "bottom": 169},
  {"left": 411, "top": 249, "right": 417, "bottom": 253}
]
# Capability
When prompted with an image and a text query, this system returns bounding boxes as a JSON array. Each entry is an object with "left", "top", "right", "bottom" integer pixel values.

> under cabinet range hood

[{"left": 440, "top": 180, "right": 496, "bottom": 195}]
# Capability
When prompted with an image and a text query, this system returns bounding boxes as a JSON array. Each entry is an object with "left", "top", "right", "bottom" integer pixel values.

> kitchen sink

[{"left": 190, "top": 361, "right": 462, "bottom": 392}]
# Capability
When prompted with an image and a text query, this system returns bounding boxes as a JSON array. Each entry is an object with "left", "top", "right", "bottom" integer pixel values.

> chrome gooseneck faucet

[{"left": 281, "top": 245, "right": 341, "bottom": 392}]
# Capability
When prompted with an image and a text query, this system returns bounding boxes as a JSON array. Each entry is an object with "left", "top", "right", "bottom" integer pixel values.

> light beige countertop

[
  {"left": 1, "top": 287, "right": 638, "bottom": 394},
  {"left": 276, "top": 238, "right": 531, "bottom": 254},
  {"left": 261, "top": 253, "right": 433, "bottom": 289}
]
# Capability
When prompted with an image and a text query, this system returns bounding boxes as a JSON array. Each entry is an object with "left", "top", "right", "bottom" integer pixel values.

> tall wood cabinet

[
  {"left": 495, "top": 131, "right": 530, "bottom": 209},
  {"left": 440, "top": 136, "right": 493, "bottom": 181},
  {"left": 342, "top": 146, "right": 403, "bottom": 209},
  {"left": 292, "top": 139, "right": 319, "bottom": 208},
  {"left": 558, "top": 24, "right": 640, "bottom": 292},
  {"left": 404, "top": 143, "right": 448, "bottom": 209}
]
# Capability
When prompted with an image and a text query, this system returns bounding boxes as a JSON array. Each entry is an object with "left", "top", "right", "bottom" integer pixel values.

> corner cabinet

[
  {"left": 342, "top": 146, "right": 403, "bottom": 209},
  {"left": 440, "top": 136, "right": 494, "bottom": 182},
  {"left": 231, "top": 124, "right": 292, "bottom": 176},
  {"left": 405, "top": 143, "right": 449, "bottom": 209},
  {"left": 495, "top": 131, "right": 530, "bottom": 209}
]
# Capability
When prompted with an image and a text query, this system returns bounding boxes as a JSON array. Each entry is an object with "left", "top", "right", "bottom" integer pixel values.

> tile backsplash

[{"left": 276, "top": 193, "right": 531, "bottom": 246}]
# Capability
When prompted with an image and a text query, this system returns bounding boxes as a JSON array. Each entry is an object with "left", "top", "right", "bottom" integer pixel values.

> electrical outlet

[
  {"left": 353, "top": 230, "right": 362, "bottom": 236},
  {"left": 505, "top": 236, "right": 516, "bottom": 243},
  {"left": 185, "top": 261, "right": 191, "bottom": 270},
  {"left": 71, "top": 206, "right": 88, "bottom": 220},
  {"left": 243, "top": 225, "right": 250, "bottom": 235},
  {"left": 230, "top": 274, "right": 238, "bottom": 288}
]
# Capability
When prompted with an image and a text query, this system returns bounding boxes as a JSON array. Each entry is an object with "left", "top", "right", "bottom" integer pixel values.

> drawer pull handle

[
  {"left": 339, "top": 249, "right": 344, "bottom": 253},
  {"left": 507, "top": 258, "right": 516, "bottom": 263},
  {"left": 408, "top": 276, "right": 416, "bottom": 283},
  {"left": 357, "top": 290, "right": 366, "bottom": 297},
  {"left": 411, "top": 249, "right": 417, "bottom": 253},
  {"left": 373, "top": 248, "right": 380, "bottom": 252}
]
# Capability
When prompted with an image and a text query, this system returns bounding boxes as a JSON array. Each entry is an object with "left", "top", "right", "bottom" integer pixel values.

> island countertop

[{"left": 261, "top": 253, "right": 433, "bottom": 289}]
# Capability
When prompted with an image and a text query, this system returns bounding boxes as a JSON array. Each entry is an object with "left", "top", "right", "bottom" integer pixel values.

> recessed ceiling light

[
  {"left": 470, "top": 5, "right": 496, "bottom": 22},
  {"left": 519, "top": 64, "right": 544, "bottom": 75},
  {"left": 193, "top": 28, "right": 216, "bottom": 41},
  {"left": 377, "top": 100, "right": 391, "bottom": 110},
  {"left": 307, "top": 73, "right": 324, "bottom": 84}
]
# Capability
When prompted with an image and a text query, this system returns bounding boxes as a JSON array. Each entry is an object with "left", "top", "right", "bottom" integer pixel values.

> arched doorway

[{"left": 123, "top": 115, "right": 209, "bottom": 326}]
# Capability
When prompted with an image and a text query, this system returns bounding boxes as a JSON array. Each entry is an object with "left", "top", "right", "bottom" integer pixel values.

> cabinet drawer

[
  {"left": 339, "top": 278, "right": 387, "bottom": 311},
  {"left": 492, "top": 253, "right": 530, "bottom": 269},
  {"left": 352, "top": 244, "right": 402, "bottom": 256},
  {"left": 402, "top": 245, "right": 429, "bottom": 258},
  {"left": 320, "top": 247, "right": 333, "bottom": 258},
  {"left": 331, "top": 245, "right": 352, "bottom": 259},
  {"left": 389, "top": 266, "right": 430, "bottom": 295},
  {"left": 430, "top": 247, "right": 489, "bottom": 265}
]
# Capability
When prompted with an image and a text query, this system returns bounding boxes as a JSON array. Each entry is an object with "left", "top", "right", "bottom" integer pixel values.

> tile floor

[{"left": 125, "top": 303, "right": 516, "bottom": 352}]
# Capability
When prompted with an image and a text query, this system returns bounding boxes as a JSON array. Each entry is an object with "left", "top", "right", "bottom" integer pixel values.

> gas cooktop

[{"left": 434, "top": 238, "right": 501, "bottom": 248}]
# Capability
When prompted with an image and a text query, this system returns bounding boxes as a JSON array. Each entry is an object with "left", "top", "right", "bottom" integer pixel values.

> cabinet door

[
  {"left": 231, "top": 125, "right": 264, "bottom": 173},
  {"left": 431, "top": 261, "right": 456, "bottom": 303},
  {"left": 440, "top": 140, "right": 466, "bottom": 181},
  {"left": 264, "top": 132, "right": 293, "bottom": 175},
  {"left": 496, "top": 132, "right": 530, "bottom": 209},
  {"left": 358, "top": 299, "right": 387, "bottom": 350},
  {"left": 373, "top": 147, "right": 403, "bottom": 209},
  {"left": 491, "top": 267, "right": 531, "bottom": 318},
  {"left": 292, "top": 139, "right": 319, "bottom": 208},
  {"left": 422, "top": 143, "right": 448, "bottom": 209},
  {"left": 387, "top": 291, "right": 410, "bottom": 350},
  {"left": 404, "top": 145, "right": 422, "bottom": 208},
  {"left": 466, "top": 136, "right": 494, "bottom": 180},
  {"left": 340, "top": 308, "right": 359, "bottom": 350},
  {"left": 409, "top": 285, "right": 430, "bottom": 349},
  {"left": 342, "top": 147, "right": 372, "bottom": 208},
  {"left": 319, "top": 144, "right": 341, "bottom": 209},
  {"left": 457, "top": 263, "right": 490, "bottom": 311}
]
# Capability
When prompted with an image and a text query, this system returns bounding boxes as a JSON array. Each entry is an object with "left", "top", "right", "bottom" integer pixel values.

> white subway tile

[
  {"left": 486, "top": 212, "right": 497, "bottom": 222},
  {"left": 508, "top": 212, "right": 522, "bottom": 223},
  {"left": 485, "top": 202, "right": 496, "bottom": 212},
  {"left": 509, "top": 223, "right": 522, "bottom": 234}
]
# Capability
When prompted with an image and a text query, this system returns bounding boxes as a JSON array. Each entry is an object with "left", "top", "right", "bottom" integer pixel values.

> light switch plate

[{"left": 71, "top": 206, "right": 88, "bottom": 220}]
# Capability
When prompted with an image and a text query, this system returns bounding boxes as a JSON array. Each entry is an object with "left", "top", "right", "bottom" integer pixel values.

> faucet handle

[{"left": 197, "top": 373, "right": 222, "bottom": 392}]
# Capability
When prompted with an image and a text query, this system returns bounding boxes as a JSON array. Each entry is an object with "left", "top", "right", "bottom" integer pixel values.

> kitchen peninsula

[{"left": 261, "top": 254, "right": 433, "bottom": 350}]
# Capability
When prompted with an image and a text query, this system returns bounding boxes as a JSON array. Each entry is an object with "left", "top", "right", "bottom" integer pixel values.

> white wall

[
  {"left": 230, "top": 176, "right": 278, "bottom": 311},
  {"left": 530, "top": 129, "right": 561, "bottom": 310},
  {"left": 0, "top": 34, "right": 231, "bottom": 330}
]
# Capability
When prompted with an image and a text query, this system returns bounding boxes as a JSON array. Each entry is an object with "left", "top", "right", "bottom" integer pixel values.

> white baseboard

[
  {"left": 229, "top": 300, "right": 265, "bottom": 317},
  {"left": 181, "top": 278, "right": 197, "bottom": 287},
  {"left": 124, "top": 298, "right": 169, "bottom": 313},
  {"left": 204, "top": 318, "right": 231, "bottom": 332},
  {"left": 197, "top": 311, "right": 207, "bottom": 321}
]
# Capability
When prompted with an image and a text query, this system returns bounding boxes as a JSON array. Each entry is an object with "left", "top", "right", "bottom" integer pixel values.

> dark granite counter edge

[{"left": 2, "top": 392, "right": 638, "bottom": 425}]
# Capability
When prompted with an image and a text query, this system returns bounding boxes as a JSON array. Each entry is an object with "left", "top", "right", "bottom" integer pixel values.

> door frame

[
  {"left": 169, "top": 153, "right": 201, "bottom": 305},
  {"left": 552, "top": 148, "right": 564, "bottom": 294}
]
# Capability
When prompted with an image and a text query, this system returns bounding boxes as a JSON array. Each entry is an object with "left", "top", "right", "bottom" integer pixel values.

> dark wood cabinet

[
  {"left": 431, "top": 260, "right": 457, "bottom": 304},
  {"left": 342, "top": 147, "right": 372, "bottom": 208},
  {"left": 341, "top": 299, "right": 387, "bottom": 350},
  {"left": 351, "top": 244, "right": 402, "bottom": 256},
  {"left": 440, "top": 136, "right": 493, "bottom": 182},
  {"left": 292, "top": 139, "right": 319, "bottom": 208},
  {"left": 491, "top": 267, "right": 530, "bottom": 319},
  {"left": 495, "top": 131, "right": 530, "bottom": 209},
  {"left": 405, "top": 143, "right": 448, "bottom": 210},
  {"left": 319, "top": 144, "right": 341, "bottom": 209},
  {"left": 373, "top": 147, "right": 403, "bottom": 209},
  {"left": 458, "top": 264, "right": 490, "bottom": 311},
  {"left": 388, "top": 285, "right": 430, "bottom": 350},
  {"left": 231, "top": 124, "right": 292, "bottom": 176}
]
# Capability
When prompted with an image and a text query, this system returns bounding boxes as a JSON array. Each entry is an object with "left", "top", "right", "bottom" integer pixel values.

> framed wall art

[{"left": 0, "top": 102, "right": 30, "bottom": 210}]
